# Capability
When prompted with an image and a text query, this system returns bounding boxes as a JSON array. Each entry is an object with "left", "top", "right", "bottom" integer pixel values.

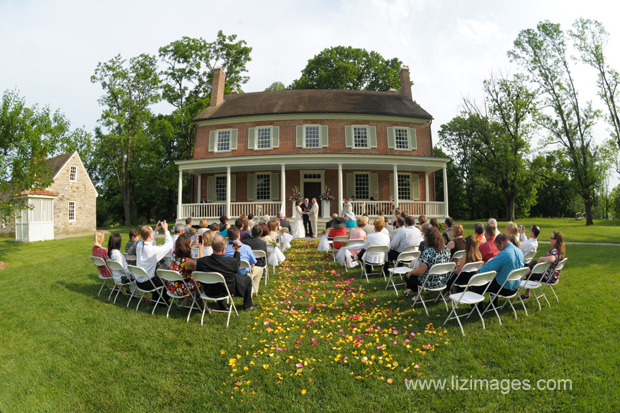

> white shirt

[
  {"left": 197, "top": 228, "right": 208, "bottom": 236},
  {"left": 361, "top": 232, "right": 390, "bottom": 263},
  {"left": 390, "top": 226, "right": 423, "bottom": 252},
  {"left": 373, "top": 228, "right": 390, "bottom": 236},
  {"left": 136, "top": 231, "right": 173, "bottom": 283},
  {"left": 519, "top": 233, "right": 538, "bottom": 256},
  {"left": 109, "top": 249, "right": 131, "bottom": 283},
  {"left": 169, "top": 234, "right": 179, "bottom": 257}
]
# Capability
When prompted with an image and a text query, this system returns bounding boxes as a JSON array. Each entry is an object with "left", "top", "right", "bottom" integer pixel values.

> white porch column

[
  {"left": 197, "top": 175, "right": 202, "bottom": 201},
  {"left": 443, "top": 166, "right": 449, "bottom": 218},
  {"left": 425, "top": 172, "right": 430, "bottom": 216},
  {"left": 393, "top": 164, "right": 399, "bottom": 210},
  {"left": 226, "top": 166, "right": 231, "bottom": 217},
  {"left": 280, "top": 164, "right": 286, "bottom": 215},
  {"left": 337, "top": 163, "right": 343, "bottom": 216},
  {"left": 177, "top": 170, "right": 183, "bottom": 219}
]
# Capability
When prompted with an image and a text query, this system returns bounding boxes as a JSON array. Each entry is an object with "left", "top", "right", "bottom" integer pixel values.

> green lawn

[{"left": 0, "top": 232, "right": 618, "bottom": 412}]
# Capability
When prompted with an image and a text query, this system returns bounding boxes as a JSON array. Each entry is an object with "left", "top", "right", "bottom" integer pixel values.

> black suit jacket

[
  {"left": 279, "top": 218, "right": 292, "bottom": 232},
  {"left": 196, "top": 251, "right": 250, "bottom": 298},
  {"left": 242, "top": 237, "right": 267, "bottom": 267}
]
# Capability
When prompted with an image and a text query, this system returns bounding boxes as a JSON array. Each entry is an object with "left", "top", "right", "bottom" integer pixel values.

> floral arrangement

[
  {"left": 269, "top": 239, "right": 280, "bottom": 249},
  {"left": 256, "top": 204, "right": 262, "bottom": 215},
  {"left": 288, "top": 186, "right": 303, "bottom": 202},
  {"left": 319, "top": 186, "right": 334, "bottom": 201}
]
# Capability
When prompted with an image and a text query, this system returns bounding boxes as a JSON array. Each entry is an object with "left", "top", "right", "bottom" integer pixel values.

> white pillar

[
  {"left": 177, "top": 170, "right": 183, "bottom": 219},
  {"left": 425, "top": 172, "right": 430, "bottom": 216},
  {"left": 280, "top": 164, "right": 286, "bottom": 215},
  {"left": 226, "top": 166, "right": 231, "bottom": 217},
  {"left": 443, "top": 166, "right": 449, "bottom": 218},
  {"left": 337, "top": 163, "right": 343, "bottom": 216},
  {"left": 197, "top": 175, "right": 202, "bottom": 201},
  {"left": 393, "top": 164, "right": 399, "bottom": 210}
]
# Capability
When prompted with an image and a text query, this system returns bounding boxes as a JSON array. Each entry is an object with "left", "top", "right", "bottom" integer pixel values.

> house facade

[
  {"left": 0, "top": 151, "right": 98, "bottom": 240},
  {"left": 175, "top": 66, "right": 449, "bottom": 222}
]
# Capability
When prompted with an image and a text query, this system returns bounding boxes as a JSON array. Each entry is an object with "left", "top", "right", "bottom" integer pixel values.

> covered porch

[{"left": 175, "top": 154, "right": 450, "bottom": 222}]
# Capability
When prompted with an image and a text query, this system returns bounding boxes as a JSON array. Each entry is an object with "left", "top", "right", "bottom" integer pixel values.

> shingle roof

[
  {"left": 194, "top": 89, "right": 433, "bottom": 122},
  {"left": 19, "top": 189, "right": 59, "bottom": 197},
  {"left": 45, "top": 152, "right": 74, "bottom": 178}
]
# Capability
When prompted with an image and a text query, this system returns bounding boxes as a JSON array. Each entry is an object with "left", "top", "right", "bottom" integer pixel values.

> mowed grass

[{"left": 0, "top": 233, "right": 619, "bottom": 412}]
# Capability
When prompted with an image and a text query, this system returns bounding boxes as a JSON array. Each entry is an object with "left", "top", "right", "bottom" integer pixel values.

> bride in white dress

[{"left": 291, "top": 200, "right": 306, "bottom": 239}]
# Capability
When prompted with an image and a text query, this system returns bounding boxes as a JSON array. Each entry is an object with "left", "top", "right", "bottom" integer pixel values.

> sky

[{"left": 1, "top": 0, "right": 619, "bottom": 184}]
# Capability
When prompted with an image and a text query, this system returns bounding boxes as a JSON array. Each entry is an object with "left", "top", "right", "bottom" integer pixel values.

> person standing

[
  {"left": 301, "top": 198, "right": 311, "bottom": 237},
  {"left": 309, "top": 198, "right": 319, "bottom": 238},
  {"left": 342, "top": 197, "right": 352, "bottom": 216},
  {"left": 291, "top": 200, "right": 306, "bottom": 239}
]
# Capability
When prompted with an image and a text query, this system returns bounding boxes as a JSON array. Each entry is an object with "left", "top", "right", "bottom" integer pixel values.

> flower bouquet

[
  {"left": 269, "top": 239, "right": 280, "bottom": 249},
  {"left": 256, "top": 204, "right": 262, "bottom": 216},
  {"left": 288, "top": 186, "right": 303, "bottom": 202},
  {"left": 319, "top": 186, "right": 334, "bottom": 201}
]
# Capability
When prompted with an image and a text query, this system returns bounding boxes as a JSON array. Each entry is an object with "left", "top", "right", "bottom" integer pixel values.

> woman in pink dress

[
  {"left": 92, "top": 231, "right": 112, "bottom": 278},
  {"left": 336, "top": 217, "right": 367, "bottom": 267}
]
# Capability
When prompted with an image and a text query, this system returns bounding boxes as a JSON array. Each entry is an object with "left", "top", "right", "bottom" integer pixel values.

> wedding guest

[
  {"left": 404, "top": 226, "right": 451, "bottom": 299},
  {"left": 242, "top": 224, "right": 268, "bottom": 269},
  {"left": 442, "top": 217, "right": 455, "bottom": 244},
  {"left": 201, "top": 230, "right": 215, "bottom": 257},
  {"left": 447, "top": 235, "right": 482, "bottom": 293},
  {"left": 505, "top": 221, "right": 518, "bottom": 236},
  {"left": 197, "top": 219, "right": 209, "bottom": 236},
  {"left": 247, "top": 214, "right": 256, "bottom": 230},
  {"left": 125, "top": 229, "right": 139, "bottom": 255},
  {"left": 135, "top": 221, "right": 173, "bottom": 305},
  {"left": 473, "top": 222, "right": 486, "bottom": 246},
  {"left": 522, "top": 231, "right": 566, "bottom": 298},
  {"left": 518, "top": 225, "right": 540, "bottom": 256},
  {"left": 107, "top": 232, "right": 134, "bottom": 287},
  {"left": 167, "top": 235, "right": 199, "bottom": 307},
  {"left": 416, "top": 215, "right": 427, "bottom": 231},
  {"left": 93, "top": 231, "right": 112, "bottom": 278},
  {"left": 446, "top": 224, "right": 465, "bottom": 258},
  {"left": 479, "top": 224, "right": 499, "bottom": 262}
]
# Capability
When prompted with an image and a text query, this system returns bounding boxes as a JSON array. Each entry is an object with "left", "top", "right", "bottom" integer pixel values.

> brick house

[
  {"left": 175, "top": 66, "right": 449, "bottom": 223},
  {"left": 0, "top": 151, "right": 98, "bottom": 240}
]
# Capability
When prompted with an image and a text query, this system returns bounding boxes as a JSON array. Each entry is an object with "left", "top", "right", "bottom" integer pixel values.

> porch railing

[
  {"left": 350, "top": 201, "right": 445, "bottom": 217},
  {"left": 181, "top": 202, "right": 282, "bottom": 219}
]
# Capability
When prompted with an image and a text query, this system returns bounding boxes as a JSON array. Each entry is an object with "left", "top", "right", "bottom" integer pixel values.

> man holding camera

[
  {"left": 224, "top": 227, "right": 263, "bottom": 296},
  {"left": 518, "top": 224, "right": 540, "bottom": 256}
]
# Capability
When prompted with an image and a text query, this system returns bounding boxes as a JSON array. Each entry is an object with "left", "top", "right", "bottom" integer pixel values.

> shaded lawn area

[{"left": 0, "top": 235, "right": 619, "bottom": 412}]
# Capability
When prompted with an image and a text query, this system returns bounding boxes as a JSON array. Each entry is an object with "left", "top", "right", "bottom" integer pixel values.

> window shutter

[
  {"left": 230, "top": 129, "right": 238, "bottom": 150},
  {"left": 410, "top": 128, "right": 417, "bottom": 150},
  {"left": 296, "top": 125, "right": 304, "bottom": 147},
  {"left": 247, "top": 174, "right": 256, "bottom": 201},
  {"left": 207, "top": 176, "right": 215, "bottom": 202},
  {"left": 271, "top": 173, "right": 280, "bottom": 200},
  {"left": 209, "top": 131, "right": 216, "bottom": 152},
  {"left": 369, "top": 126, "right": 377, "bottom": 148},
  {"left": 248, "top": 127, "right": 256, "bottom": 150},
  {"left": 346, "top": 173, "right": 355, "bottom": 198},
  {"left": 370, "top": 173, "right": 379, "bottom": 200},
  {"left": 389, "top": 173, "right": 394, "bottom": 198},
  {"left": 272, "top": 126, "right": 280, "bottom": 148},
  {"left": 413, "top": 174, "right": 420, "bottom": 200},
  {"left": 387, "top": 127, "right": 395, "bottom": 149},
  {"left": 345, "top": 126, "right": 353, "bottom": 148},
  {"left": 231, "top": 175, "right": 237, "bottom": 201},
  {"left": 321, "top": 125, "right": 329, "bottom": 147}
]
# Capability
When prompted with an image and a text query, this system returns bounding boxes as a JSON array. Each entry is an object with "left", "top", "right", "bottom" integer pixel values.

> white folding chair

[
  {"left": 127, "top": 265, "right": 169, "bottom": 315},
  {"left": 401, "top": 245, "right": 419, "bottom": 253},
  {"left": 537, "top": 258, "right": 568, "bottom": 307},
  {"left": 523, "top": 250, "right": 537, "bottom": 266},
  {"left": 239, "top": 259, "right": 255, "bottom": 294},
  {"left": 451, "top": 250, "right": 465, "bottom": 263},
  {"left": 512, "top": 262, "right": 551, "bottom": 315},
  {"left": 106, "top": 259, "right": 137, "bottom": 307},
  {"left": 412, "top": 262, "right": 457, "bottom": 316},
  {"left": 359, "top": 245, "right": 390, "bottom": 283},
  {"left": 331, "top": 236, "right": 348, "bottom": 261},
  {"left": 122, "top": 253, "right": 137, "bottom": 264},
  {"left": 252, "top": 250, "right": 269, "bottom": 285},
  {"left": 339, "top": 239, "right": 365, "bottom": 272},
  {"left": 386, "top": 251, "right": 420, "bottom": 295},
  {"left": 91, "top": 256, "right": 113, "bottom": 298},
  {"left": 192, "top": 271, "right": 239, "bottom": 328},
  {"left": 481, "top": 267, "right": 529, "bottom": 325},
  {"left": 444, "top": 270, "right": 497, "bottom": 335},
  {"left": 156, "top": 269, "right": 202, "bottom": 322}
]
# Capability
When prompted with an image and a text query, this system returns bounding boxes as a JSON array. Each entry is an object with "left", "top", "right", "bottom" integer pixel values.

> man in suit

[
  {"left": 195, "top": 235, "right": 259, "bottom": 311},
  {"left": 242, "top": 225, "right": 268, "bottom": 270},
  {"left": 278, "top": 213, "right": 292, "bottom": 233},
  {"left": 309, "top": 198, "right": 319, "bottom": 238},
  {"left": 301, "top": 198, "right": 311, "bottom": 237},
  {"left": 341, "top": 197, "right": 352, "bottom": 216}
]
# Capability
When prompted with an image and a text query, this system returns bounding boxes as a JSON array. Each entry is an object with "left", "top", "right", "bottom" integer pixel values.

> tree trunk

[
  {"left": 505, "top": 194, "right": 516, "bottom": 221},
  {"left": 584, "top": 198, "right": 594, "bottom": 226},
  {"left": 130, "top": 186, "right": 138, "bottom": 226},
  {"left": 122, "top": 185, "right": 132, "bottom": 226}
]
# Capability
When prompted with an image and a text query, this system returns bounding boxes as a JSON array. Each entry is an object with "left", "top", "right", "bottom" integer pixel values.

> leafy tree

[
  {"left": 0, "top": 89, "right": 91, "bottom": 218},
  {"left": 265, "top": 82, "right": 286, "bottom": 91},
  {"left": 290, "top": 46, "right": 403, "bottom": 91},
  {"left": 509, "top": 20, "right": 603, "bottom": 225},
  {"left": 91, "top": 54, "right": 160, "bottom": 226},
  {"left": 611, "top": 184, "right": 620, "bottom": 220},
  {"left": 529, "top": 153, "right": 577, "bottom": 218}
]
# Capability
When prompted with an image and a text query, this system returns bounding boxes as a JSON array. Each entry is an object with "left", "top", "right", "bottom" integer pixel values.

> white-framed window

[
  {"left": 68, "top": 201, "right": 76, "bottom": 222},
  {"left": 398, "top": 174, "right": 411, "bottom": 200},
  {"left": 69, "top": 165, "right": 77, "bottom": 182},
  {"left": 304, "top": 125, "right": 320, "bottom": 148},
  {"left": 216, "top": 130, "right": 231, "bottom": 152},
  {"left": 395, "top": 128, "right": 409, "bottom": 150},
  {"left": 256, "top": 174, "right": 271, "bottom": 200},
  {"left": 353, "top": 126, "right": 369, "bottom": 148},
  {"left": 215, "top": 176, "right": 227, "bottom": 201},
  {"left": 355, "top": 173, "right": 369, "bottom": 200},
  {"left": 256, "top": 127, "right": 272, "bottom": 149}
]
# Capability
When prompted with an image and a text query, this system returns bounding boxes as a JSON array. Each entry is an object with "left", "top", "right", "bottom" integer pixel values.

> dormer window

[{"left": 69, "top": 165, "right": 77, "bottom": 182}]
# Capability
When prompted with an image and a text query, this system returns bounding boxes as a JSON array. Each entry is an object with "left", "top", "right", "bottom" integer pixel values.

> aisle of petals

[{"left": 219, "top": 240, "right": 450, "bottom": 397}]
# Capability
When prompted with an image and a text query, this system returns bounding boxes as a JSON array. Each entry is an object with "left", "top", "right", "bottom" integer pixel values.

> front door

[{"left": 304, "top": 182, "right": 322, "bottom": 215}]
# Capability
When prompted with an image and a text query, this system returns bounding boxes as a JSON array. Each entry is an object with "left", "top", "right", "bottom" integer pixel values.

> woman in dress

[
  {"left": 167, "top": 235, "right": 200, "bottom": 307},
  {"left": 107, "top": 232, "right": 134, "bottom": 288},
  {"left": 521, "top": 230, "right": 566, "bottom": 298},
  {"left": 201, "top": 230, "right": 215, "bottom": 257},
  {"left": 350, "top": 218, "right": 390, "bottom": 273},
  {"left": 92, "top": 231, "right": 112, "bottom": 279},
  {"left": 291, "top": 200, "right": 306, "bottom": 239},
  {"left": 446, "top": 224, "right": 465, "bottom": 259},
  {"left": 403, "top": 226, "right": 451, "bottom": 299},
  {"left": 264, "top": 222, "right": 286, "bottom": 267},
  {"left": 324, "top": 217, "right": 347, "bottom": 259},
  {"left": 336, "top": 216, "right": 367, "bottom": 268}
]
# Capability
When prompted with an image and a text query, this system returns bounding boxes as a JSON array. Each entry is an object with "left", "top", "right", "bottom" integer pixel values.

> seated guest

[
  {"left": 507, "top": 234, "right": 520, "bottom": 248},
  {"left": 442, "top": 217, "right": 454, "bottom": 244},
  {"left": 522, "top": 231, "right": 566, "bottom": 298},
  {"left": 429, "top": 218, "right": 440, "bottom": 229},
  {"left": 384, "top": 215, "right": 423, "bottom": 275},
  {"left": 247, "top": 214, "right": 256, "bottom": 230},
  {"left": 185, "top": 217, "right": 193, "bottom": 234},
  {"left": 107, "top": 232, "right": 134, "bottom": 288},
  {"left": 258, "top": 223, "right": 272, "bottom": 245},
  {"left": 167, "top": 235, "right": 199, "bottom": 307},
  {"left": 488, "top": 218, "right": 501, "bottom": 237},
  {"left": 344, "top": 212, "right": 357, "bottom": 229},
  {"left": 224, "top": 227, "right": 262, "bottom": 296},
  {"left": 125, "top": 229, "right": 139, "bottom": 255},
  {"left": 243, "top": 224, "right": 268, "bottom": 269},
  {"left": 417, "top": 223, "right": 432, "bottom": 254},
  {"left": 169, "top": 223, "right": 186, "bottom": 258},
  {"left": 200, "top": 230, "right": 215, "bottom": 257},
  {"left": 416, "top": 214, "right": 427, "bottom": 231},
  {"left": 93, "top": 231, "right": 112, "bottom": 279},
  {"left": 195, "top": 235, "right": 259, "bottom": 311},
  {"left": 446, "top": 224, "right": 465, "bottom": 258},
  {"left": 403, "top": 227, "right": 451, "bottom": 299},
  {"left": 448, "top": 235, "right": 482, "bottom": 293},
  {"left": 361, "top": 215, "right": 375, "bottom": 235},
  {"left": 392, "top": 217, "right": 405, "bottom": 237},
  {"left": 325, "top": 217, "right": 347, "bottom": 259},
  {"left": 267, "top": 219, "right": 281, "bottom": 241},
  {"left": 474, "top": 234, "right": 524, "bottom": 306},
  {"left": 235, "top": 218, "right": 251, "bottom": 241},
  {"left": 326, "top": 213, "right": 338, "bottom": 230},
  {"left": 372, "top": 216, "right": 389, "bottom": 236},
  {"left": 336, "top": 216, "right": 367, "bottom": 267},
  {"left": 219, "top": 215, "right": 230, "bottom": 233},
  {"left": 518, "top": 225, "right": 539, "bottom": 256},
  {"left": 505, "top": 221, "right": 518, "bottom": 236},
  {"left": 391, "top": 209, "right": 401, "bottom": 226},
  {"left": 473, "top": 222, "right": 486, "bottom": 246},
  {"left": 188, "top": 228, "right": 197, "bottom": 242},
  {"left": 209, "top": 223, "right": 220, "bottom": 233},
  {"left": 351, "top": 218, "right": 390, "bottom": 273},
  {"left": 479, "top": 224, "right": 499, "bottom": 262},
  {"left": 278, "top": 213, "right": 292, "bottom": 233},
  {"left": 135, "top": 221, "right": 173, "bottom": 304},
  {"left": 197, "top": 219, "right": 209, "bottom": 236}
]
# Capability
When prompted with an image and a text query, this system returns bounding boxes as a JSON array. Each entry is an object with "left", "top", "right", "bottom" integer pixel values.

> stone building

[{"left": 175, "top": 66, "right": 449, "bottom": 223}]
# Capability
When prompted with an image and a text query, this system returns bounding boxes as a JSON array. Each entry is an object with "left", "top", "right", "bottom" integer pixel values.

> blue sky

[{"left": 1, "top": 0, "right": 619, "bottom": 184}]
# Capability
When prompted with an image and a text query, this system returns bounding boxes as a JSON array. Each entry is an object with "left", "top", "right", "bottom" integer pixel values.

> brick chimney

[
  {"left": 210, "top": 66, "right": 226, "bottom": 106},
  {"left": 399, "top": 66, "right": 412, "bottom": 101}
]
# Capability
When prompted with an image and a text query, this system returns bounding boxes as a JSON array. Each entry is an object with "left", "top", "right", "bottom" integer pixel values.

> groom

[
  {"left": 301, "top": 198, "right": 311, "bottom": 237},
  {"left": 309, "top": 198, "right": 319, "bottom": 238}
]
